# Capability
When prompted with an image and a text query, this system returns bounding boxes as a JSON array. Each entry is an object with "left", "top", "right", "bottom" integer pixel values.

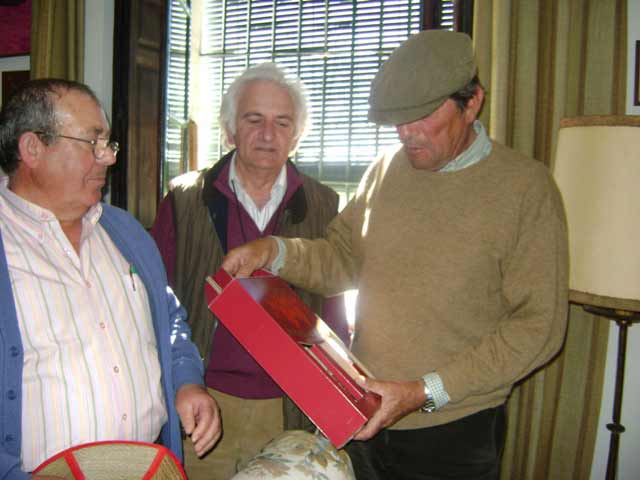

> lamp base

[{"left": 582, "top": 305, "right": 640, "bottom": 480}]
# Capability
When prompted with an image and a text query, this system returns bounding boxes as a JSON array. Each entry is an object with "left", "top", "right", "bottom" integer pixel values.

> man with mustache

[
  {"left": 0, "top": 78, "right": 220, "bottom": 479},
  {"left": 221, "top": 31, "right": 569, "bottom": 479},
  {"left": 151, "top": 62, "right": 349, "bottom": 479}
]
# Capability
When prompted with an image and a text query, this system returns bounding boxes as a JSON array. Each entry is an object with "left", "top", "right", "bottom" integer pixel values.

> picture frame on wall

[{"left": 0, "top": 0, "right": 31, "bottom": 57}]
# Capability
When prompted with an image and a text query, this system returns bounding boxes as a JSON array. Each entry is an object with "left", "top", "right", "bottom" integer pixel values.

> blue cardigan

[{"left": 0, "top": 204, "right": 204, "bottom": 479}]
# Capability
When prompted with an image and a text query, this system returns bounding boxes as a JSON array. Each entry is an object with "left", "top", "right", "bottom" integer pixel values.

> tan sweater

[{"left": 280, "top": 142, "right": 569, "bottom": 429}]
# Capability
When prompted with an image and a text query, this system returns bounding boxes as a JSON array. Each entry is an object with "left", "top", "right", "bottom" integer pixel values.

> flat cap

[{"left": 368, "top": 30, "right": 477, "bottom": 126}]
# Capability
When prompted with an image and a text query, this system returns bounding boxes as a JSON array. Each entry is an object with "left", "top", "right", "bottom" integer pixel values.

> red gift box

[{"left": 204, "top": 268, "right": 381, "bottom": 448}]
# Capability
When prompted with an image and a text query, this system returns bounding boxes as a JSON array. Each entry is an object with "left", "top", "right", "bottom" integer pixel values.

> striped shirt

[{"left": 0, "top": 178, "right": 167, "bottom": 472}]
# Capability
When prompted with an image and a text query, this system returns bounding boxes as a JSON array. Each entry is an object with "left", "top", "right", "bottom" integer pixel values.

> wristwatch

[{"left": 420, "top": 376, "right": 437, "bottom": 413}]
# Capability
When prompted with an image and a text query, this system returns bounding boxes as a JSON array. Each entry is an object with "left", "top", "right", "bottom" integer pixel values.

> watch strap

[{"left": 420, "top": 373, "right": 450, "bottom": 413}]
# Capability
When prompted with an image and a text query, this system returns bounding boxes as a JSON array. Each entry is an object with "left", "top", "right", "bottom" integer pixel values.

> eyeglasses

[{"left": 34, "top": 131, "right": 120, "bottom": 159}]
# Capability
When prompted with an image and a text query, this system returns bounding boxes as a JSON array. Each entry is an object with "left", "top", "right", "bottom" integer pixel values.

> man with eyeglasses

[{"left": 0, "top": 78, "right": 221, "bottom": 479}]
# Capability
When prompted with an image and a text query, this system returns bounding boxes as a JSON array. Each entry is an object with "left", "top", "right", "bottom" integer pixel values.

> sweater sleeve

[
  {"left": 278, "top": 156, "right": 383, "bottom": 298},
  {"left": 0, "top": 452, "right": 30, "bottom": 479},
  {"left": 279, "top": 196, "right": 362, "bottom": 297},
  {"left": 166, "top": 285, "right": 205, "bottom": 390},
  {"left": 438, "top": 167, "right": 569, "bottom": 403}
]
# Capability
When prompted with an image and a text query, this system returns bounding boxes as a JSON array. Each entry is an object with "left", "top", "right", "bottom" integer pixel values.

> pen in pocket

[{"left": 129, "top": 264, "right": 137, "bottom": 291}]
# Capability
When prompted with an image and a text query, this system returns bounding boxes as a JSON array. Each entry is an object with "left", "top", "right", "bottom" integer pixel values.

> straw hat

[{"left": 32, "top": 441, "right": 186, "bottom": 480}]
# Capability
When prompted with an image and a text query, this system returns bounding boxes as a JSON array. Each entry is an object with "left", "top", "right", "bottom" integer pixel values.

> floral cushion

[{"left": 231, "top": 430, "right": 355, "bottom": 479}]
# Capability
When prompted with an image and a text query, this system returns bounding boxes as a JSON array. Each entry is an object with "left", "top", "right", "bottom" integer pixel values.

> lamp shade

[{"left": 553, "top": 116, "right": 640, "bottom": 312}]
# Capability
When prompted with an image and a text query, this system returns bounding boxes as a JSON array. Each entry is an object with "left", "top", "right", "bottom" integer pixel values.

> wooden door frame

[{"left": 110, "top": 0, "right": 167, "bottom": 227}]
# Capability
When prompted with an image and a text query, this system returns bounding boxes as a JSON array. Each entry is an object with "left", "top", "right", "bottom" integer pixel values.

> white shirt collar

[{"left": 227, "top": 153, "right": 287, "bottom": 232}]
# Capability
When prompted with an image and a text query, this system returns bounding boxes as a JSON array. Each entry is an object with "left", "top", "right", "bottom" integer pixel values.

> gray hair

[
  {"left": 219, "top": 62, "right": 310, "bottom": 152},
  {"left": 0, "top": 78, "right": 101, "bottom": 174}
]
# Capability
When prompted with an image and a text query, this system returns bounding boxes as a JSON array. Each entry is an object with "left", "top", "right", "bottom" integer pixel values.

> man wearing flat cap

[{"left": 222, "top": 30, "right": 569, "bottom": 479}]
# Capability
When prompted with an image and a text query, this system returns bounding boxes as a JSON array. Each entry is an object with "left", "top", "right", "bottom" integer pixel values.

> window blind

[
  {"left": 165, "top": 1, "right": 460, "bottom": 200},
  {"left": 164, "top": 0, "right": 191, "bottom": 193}
]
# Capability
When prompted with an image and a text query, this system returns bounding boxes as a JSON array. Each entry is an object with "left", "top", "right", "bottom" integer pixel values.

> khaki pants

[{"left": 182, "top": 388, "right": 283, "bottom": 480}]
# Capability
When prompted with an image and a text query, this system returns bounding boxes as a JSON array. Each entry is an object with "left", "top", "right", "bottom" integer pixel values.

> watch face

[{"left": 420, "top": 401, "right": 436, "bottom": 413}]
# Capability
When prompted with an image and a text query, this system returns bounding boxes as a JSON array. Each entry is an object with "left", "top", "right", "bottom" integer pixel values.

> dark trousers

[{"left": 345, "top": 405, "right": 506, "bottom": 480}]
